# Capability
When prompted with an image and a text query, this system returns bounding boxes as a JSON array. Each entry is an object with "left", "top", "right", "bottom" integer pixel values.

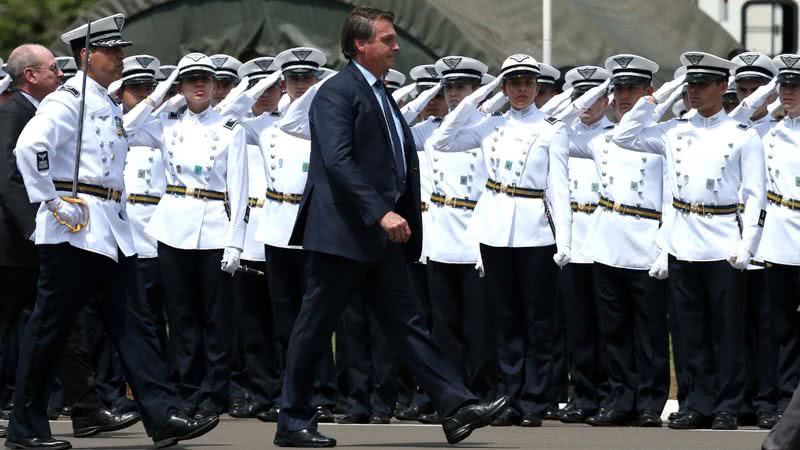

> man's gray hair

[{"left": 7, "top": 44, "right": 50, "bottom": 85}]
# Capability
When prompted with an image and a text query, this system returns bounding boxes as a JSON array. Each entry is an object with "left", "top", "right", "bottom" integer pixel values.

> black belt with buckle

[
  {"left": 767, "top": 191, "right": 800, "bottom": 211},
  {"left": 127, "top": 193, "right": 161, "bottom": 205},
  {"left": 571, "top": 202, "right": 598, "bottom": 214},
  {"left": 430, "top": 193, "right": 478, "bottom": 210},
  {"left": 54, "top": 180, "right": 122, "bottom": 202},
  {"left": 599, "top": 196, "right": 661, "bottom": 220},
  {"left": 672, "top": 197, "right": 738, "bottom": 215},
  {"left": 166, "top": 185, "right": 227, "bottom": 201},
  {"left": 266, "top": 188, "right": 303, "bottom": 204},
  {"left": 485, "top": 179, "right": 544, "bottom": 199}
]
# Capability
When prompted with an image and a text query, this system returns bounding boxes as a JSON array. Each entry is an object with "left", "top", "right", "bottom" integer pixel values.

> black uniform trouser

[
  {"left": 9, "top": 244, "right": 178, "bottom": 440},
  {"left": 159, "top": 243, "right": 232, "bottom": 414},
  {"left": 230, "top": 260, "right": 281, "bottom": 407},
  {"left": 265, "top": 245, "right": 337, "bottom": 409},
  {"left": 278, "top": 246, "right": 477, "bottom": 432},
  {"left": 394, "top": 263, "right": 433, "bottom": 412},
  {"left": 742, "top": 269, "right": 777, "bottom": 416},
  {"left": 559, "top": 263, "right": 605, "bottom": 411},
  {"left": 340, "top": 290, "right": 397, "bottom": 416},
  {"left": 594, "top": 263, "right": 669, "bottom": 414},
  {"left": 83, "top": 300, "right": 126, "bottom": 409},
  {"left": 427, "top": 261, "right": 496, "bottom": 401},
  {"left": 480, "top": 244, "right": 557, "bottom": 417},
  {"left": 668, "top": 286, "right": 688, "bottom": 411},
  {"left": 668, "top": 256, "right": 746, "bottom": 416},
  {"left": 552, "top": 288, "right": 570, "bottom": 405},
  {"left": 766, "top": 263, "right": 800, "bottom": 413},
  {"left": 0, "top": 266, "right": 37, "bottom": 407}
]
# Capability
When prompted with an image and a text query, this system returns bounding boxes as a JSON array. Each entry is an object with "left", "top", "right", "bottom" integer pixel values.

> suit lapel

[
  {"left": 347, "top": 62, "right": 393, "bottom": 149},
  {"left": 12, "top": 91, "right": 36, "bottom": 117}
]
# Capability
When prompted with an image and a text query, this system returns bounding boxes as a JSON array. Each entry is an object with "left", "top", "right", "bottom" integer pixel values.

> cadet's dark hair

[{"left": 340, "top": 6, "right": 395, "bottom": 60}]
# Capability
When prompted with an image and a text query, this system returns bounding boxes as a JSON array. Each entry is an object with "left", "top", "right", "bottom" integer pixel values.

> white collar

[{"left": 689, "top": 107, "right": 727, "bottom": 128}]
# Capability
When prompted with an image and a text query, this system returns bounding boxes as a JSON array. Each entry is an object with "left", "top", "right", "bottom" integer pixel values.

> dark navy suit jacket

[{"left": 289, "top": 61, "right": 422, "bottom": 262}]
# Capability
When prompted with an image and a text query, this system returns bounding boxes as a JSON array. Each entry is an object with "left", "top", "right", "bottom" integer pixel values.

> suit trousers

[
  {"left": 395, "top": 262, "right": 434, "bottom": 412},
  {"left": 559, "top": 262, "right": 606, "bottom": 411},
  {"left": 427, "top": 261, "right": 496, "bottom": 400},
  {"left": 158, "top": 243, "right": 232, "bottom": 414},
  {"left": 278, "top": 245, "right": 477, "bottom": 432},
  {"left": 480, "top": 244, "right": 557, "bottom": 417},
  {"left": 0, "top": 267, "right": 37, "bottom": 406},
  {"left": 593, "top": 263, "right": 669, "bottom": 413},
  {"left": 668, "top": 285, "right": 688, "bottom": 411},
  {"left": 763, "top": 380, "right": 800, "bottom": 450},
  {"left": 230, "top": 260, "right": 281, "bottom": 407},
  {"left": 9, "top": 243, "right": 178, "bottom": 440},
  {"left": 668, "top": 256, "right": 746, "bottom": 416},
  {"left": 766, "top": 263, "right": 800, "bottom": 413}
]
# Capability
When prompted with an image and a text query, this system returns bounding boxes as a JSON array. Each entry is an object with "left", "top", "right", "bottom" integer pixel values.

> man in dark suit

[{"left": 274, "top": 7, "right": 509, "bottom": 448}]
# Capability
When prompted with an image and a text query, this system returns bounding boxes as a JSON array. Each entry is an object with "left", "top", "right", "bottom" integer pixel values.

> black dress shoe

[
  {"left": 369, "top": 414, "right": 391, "bottom": 424},
  {"left": 4, "top": 437, "right": 72, "bottom": 449},
  {"left": 111, "top": 398, "right": 138, "bottom": 415},
  {"left": 394, "top": 405, "right": 421, "bottom": 421},
  {"left": 152, "top": 413, "right": 219, "bottom": 449},
  {"left": 757, "top": 413, "right": 780, "bottom": 429},
  {"left": 257, "top": 406, "right": 280, "bottom": 423},
  {"left": 560, "top": 408, "right": 594, "bottom": 424},
  {"left": 1, "top": 409, "right": 11, "bottom": 420},
  {"left": 443, "top": 396, "right": 509, "bottom": 444},
  {"left": 335, "top": 413, "right": 369, "bottom": 424},
  {"left": 668, "top": 410, "right": 711, "bottom": 429},
  {"left": 637, "top": 410, "right": 663, "bottom": 427},
  {"left": 490, "top": 408, "right": 520, "bottom": 426},
  {"left": 418, "top": 411, "right": 442, "bottom": 424},
  {"left": 59, "top": 407, "right": 72, "bottom": 418},
  {"left": 230, "top": 401, "right": 269, "bottom": 419},
  {"left": 711, "top": 411, "right": 737, "bottom": 430},
  {"left": 46, "top": 408, "right": 60, "bottom": 421},
  {"left": 586, "top": 409, "right": 633, "bottom": 426},
  {"left": 315, "top": 406, "right": 335, "bottom": 423},
  {"left": 72, "top": 409, "right": 141, "bottom": 438},
  {"left": 520, "top": 414, "right": 542, "bottom": 427},
  {"left": 668, "top": 410, "right": 685, "bottom": 421},
  {"left": 192, "top": 408, "right": 216, "bottom": 421},
  {"left": 274, "top": 429, "right": 336, "bottom": 448},
  {"left": 544, "top": 403, "right": 561, "bottom": 420}
]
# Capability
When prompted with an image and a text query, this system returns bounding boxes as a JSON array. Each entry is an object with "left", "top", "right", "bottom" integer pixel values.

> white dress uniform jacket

[
  {"left": 123, "top": 144, "right": 167, "bottom": 258},
  {"left": 432, "top": 105, "right": 572, "bottom": 251},
  {"left": 410, "top": 117, "right": 439, "bottom": 262},
  {"left": 126, "top": 106, "right": 249, "bottom": 251},
  {"left": 242, "top": 141, "right": 268, "bottom": 261},
  {"left": 755, "top": 116, "right": 800, "bottom": 265},
  {"left": 15, "top": 73, "right": 135, "bottom": 261},
  {"left": 614, "top": 98, "right": 767, "bottom": 261}
]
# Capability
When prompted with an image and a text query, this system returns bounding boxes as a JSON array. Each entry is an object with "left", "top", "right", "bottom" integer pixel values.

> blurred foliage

[{"left": 0, "top": 0, "right": 95, "bottom": 58}]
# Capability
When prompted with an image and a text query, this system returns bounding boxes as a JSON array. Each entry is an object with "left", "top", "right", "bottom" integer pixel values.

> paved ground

[{"left": 20, "top": 417, "right": 770, "bottom": 450}]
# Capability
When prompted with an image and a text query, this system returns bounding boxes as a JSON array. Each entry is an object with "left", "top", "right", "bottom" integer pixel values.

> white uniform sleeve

[
  {"left": 124, "top": 99, "right": 163, "bottom": 148},
  {"left": 738, "top": 129, "right": 767, "bottom": 255},
  {"left": 656, "top": 158, "right": 672, "bottom": 251},
  {"left": 278, "top": 82, "right": 323, "bottom": 140},
  {"left": 612, "top": 97, "right": 667, "bottom": 155},
  {"left": 14, "top": 96, "right": 77, "bottom": 203},
  {"left": 430, "top": 78, "right": 500, "bottom": 153},
  {"left": 729, "top": 79, "right": 776, "bottom": 123},
  {"left": 566, "top": 129, "right": 596, "bottom": 160},
  {"left": 652, "top": 87, "right": 685, "bottom": 121},
  {"left": 547, "top": 123, "right": 572, "bottom": 252},
  {"left": 225, "top": 124, "right": 249, "bottom": 250}
]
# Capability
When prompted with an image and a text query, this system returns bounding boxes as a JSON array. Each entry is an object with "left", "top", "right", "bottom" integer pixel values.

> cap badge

[
  {"left": 255, "top": 60, "right": 273, "bottom": 71},
  {"left": 781, "top": 55, "right": 800, "bottom": 68},
  {"left": 292, "top": 50, "right": 312, "bottom": 61},
  {"left": 739, "top": 54, "right": 759, "bottom": 65},
  {"left": 508, "top": 54, "right": 529, "bottom": 63},
  {"left": 613, "top": 56, "right": 633, "bottom": 68},
  {"left": 57, "top": 59, "right": 70, "bottom": 69},
  {"left": 442, "top": 57, "right": 462, "bottom": 70},
  {"left": 185, "top": 54, "right": 204, "bottom": 62},
  {"left": 211, "top": 56, "right": 228, "bottom": 68},
  {"left": 114, "top": 16, "right": 125, "bottom": 31},
  {"left": 685, "top": 54, "right": 704, "bottom": 66},
  {"left": 577, "top": 67, "right": 597, "bottom": 79},
  {"left": 425, "top": 67, "right": 439, "bottom": 77},
  {"left": 136, "top": 56, "right": 154, "bottom": 68},
  {"left": 160, "top": 67, "right": 175, "bottom": 77}
]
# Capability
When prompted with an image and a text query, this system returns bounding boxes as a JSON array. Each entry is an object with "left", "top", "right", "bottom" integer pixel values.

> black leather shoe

[
  {"left": 758, "top": 413, "right": 780, "bottom": 429},
  {"left": 520, "top": 414, "right": 542, "bottom": 427},
  {"left": 668, "top": 410, "right": 711, "bottom": 429},
  {"left": 711, "top": 411, "right": 737, "bottom": 430},
  {"left": 46, "top": 408, "right": 60, "bottom": 421},
  {"left": 560, "top": 408, "right": 594, "bottom": 424},
  {"left": 59, "top": 407, "right": 72, "bottom": 418},
  {"left": 668, "top": 410, "right": 685, "bottom": 421},
  {"left": 230, "top": 401, "right": 269, "bottom": 419},
  {"left": 490, "top": 408, "right": 520, "bottom": 426},
  {"left": 111, "top": 398, "right": 138, "bottom": 415},
  {"left": 274, "top": 429, "right": 336, "bottom": 448},
  {"left": 152, "top": 413, "right": 219, "bottom": 449},
  {"left": 192, "top": 408, "right": 216, "bottom": 421},
  {"left": 335, "top": 413, "right": 369, "bottom": 424},
  {"left": 544, "top": 403, "right": 561, "bottom": 420},
  {"left": 369, "top": 414, "right": 391, "bottom": 424},
  {"left": 394, "top": 405, "right": 421, "bottom": 421},
  {"left": 4, "top": 438, "right": 72, "bottom": 449},
  {"left": 637, "top": 410, "right": 663, "bottom": 427},
  {"left": 443, "top": 396, "right": 509, "bottom": 444},
  {"left": 418, "top": 411, "right": 442, "bottom": 424},
  {"left": 315, "top": 406, "right": 335, "bottom": 423},
  {"left": 257, "top": 406, "right": 280, "bottom": 423},
  {"left": 586, "top": 409, "right": 633, "bottom": 426},
  {"left": 72, "top": 409, "right": 141, "bottom": 437}
]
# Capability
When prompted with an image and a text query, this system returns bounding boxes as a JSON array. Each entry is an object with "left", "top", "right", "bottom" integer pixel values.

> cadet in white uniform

[
  {"left": 535, "top": 63, "right": 560, "bottom": 109},
  {"left": 55, "top": 56, "right": 77, "bottom": 83},
  {"left": 9, "top": 15, "right": 219, "bottom": 450},
  {"left": 556, "top": 66, "right": 610, "bottom": 424},
  {"left": 565, "top": 56, "right": 670, "bottom": 427},
  {"left": 613, "top": 52, "right": 767, "bottom": 430},
  {"left": 124, "top": 52, "right": 249, "bottom": 419},
  {"left": 432, "top": 54, "right": 572, "bottom": 427},
  {"left": 228, "top": 57, "right": 283, "bottom": 420},
  {"left": 209, "top": 54, "right": 242, "bottom": 106}
]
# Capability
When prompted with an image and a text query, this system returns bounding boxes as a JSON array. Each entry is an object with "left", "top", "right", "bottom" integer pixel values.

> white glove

[
  {"left": 392, "top": 82, "right": 418, "bottom": 104},
  {"left": 540, "top": 87, "right": 574, "bottom": 115},
  {"left": 552, "top": 248, "right": 571, "bottom": 268},
  {"left": 556, "top": 79, "right": 610, "bottom": 122},
  {"left": 401, "top": 83, "right": 442, "bottom": 123},
  {"left": 652, "top": 74, "right": 686, "bottom": 104},
  {"left": 221, "top": 247, "right": 242, "bottom": 274},
  {"left": 728, "top": 246, "right": 752, "bottom": 271},
  {"left": 474, "top": 250, "right": 485, "bottom": 278},
  {"left": 652, "top": 84, "right": 686, "bottom": 120},
  {"left": 769, "top": 97, "right": 783, "bottom": 118},
  {"left": 480, "top": 91, "right": 508, "bottom": 114},
  {"left": 217, "top": 72, "right": 282, "bottom": 119},
  {"left": 0, "top": 75, "right": 10, "bottom": 94},
  {"left": 215, "top": 76, "right": 250, "bottom": 111},
  {"left": 146, "top": 68, "right": 180, "bottom": 107},
  {"left": 648, "top": 250, "right": 669, "bottom": 280},
  {"left": 46, "top": 198, "right": 85, "bottom": 228}
]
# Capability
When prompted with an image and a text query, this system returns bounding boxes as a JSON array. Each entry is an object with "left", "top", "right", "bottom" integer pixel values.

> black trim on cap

[
  {"left": 441, "top": 68, "right": 483, "bottom": 77},
  {"left": 612, "top": 68, "right": 653, "bottom": 77},
  {"left": 122, "top": 76, "right": 157, "bottom": 86},
  {"left": 179, "top": 63, "right": 215, "bottom": 73},
  {"left": 215, "top": 67, "right": 239, "bottom": 76},
  {"left": 572, "top": 79, "right": 606, "bottom": 86},
  {"left": 281, "top": 60, "right": 321, "bottom": 70},
  {"left": 503, "top": 63, "right": 539, "bottom": 73},
  {"left": 414, "top": 77, "right": 440, "bottom": 84},
  {"left": 735, "top": 65, "right": 775, "bottom": 78},
  {"left": 686, "top": 65, "right": 729, "bottom": 75},
  {"left": 123, "top": 68, "right": 156, "bottom": 78}
]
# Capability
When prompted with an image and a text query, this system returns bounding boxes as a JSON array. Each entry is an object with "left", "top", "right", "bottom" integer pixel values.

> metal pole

[
  {"left": 72, "top": 19, "right": 91, "bottom": 199},
  {"left": 543, "top": 0, "right": 552, "bottom": 64}
]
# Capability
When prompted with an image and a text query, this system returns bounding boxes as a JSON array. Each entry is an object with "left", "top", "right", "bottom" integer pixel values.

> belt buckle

[
  {"left": 689, "top": 202, "right": 703, "bottom": 214},
  {"left": 282, "top": 193, "right": 292, "bottom": 202},
  {"left": 445, "top": 197, "right": 457, "bottom": 207},
  {"left": 613, "top": 201, "right": 623, "bottom": 213},
  {"left": 185, "top": 187, "right": 196, "bottom": 198}
]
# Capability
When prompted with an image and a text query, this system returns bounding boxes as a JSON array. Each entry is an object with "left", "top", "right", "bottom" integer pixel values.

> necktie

[{"left": 374, "top": 81, "right": 406, "bottom": 192}]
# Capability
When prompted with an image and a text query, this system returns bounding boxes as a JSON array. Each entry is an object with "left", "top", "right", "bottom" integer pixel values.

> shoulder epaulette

[
  {"left": 270, "top": 111, "right": 281, "bottom": 117},
  {"left": 58, "top": 85, "right": 79, "bottom": 98},
  {"left": 737, "top": 123, "right": 749, "bottom": 130},
  {"left": 432, "top": 117, "right": 443, "bottom": 122},
  {"left": 604, "top": 124, "right": 615, "bottom": 130},
  {"left": 545, "top": 116, "right": 559, "bottom": 125},
  {"left": 224, "top": 119, "right": 238, "bottom": 130},
  {"left": 167, "top": 111, "right": 180, "bottom": 120},
  {"left": 491, "top": 111, "right": 503, "bottom": 116}
]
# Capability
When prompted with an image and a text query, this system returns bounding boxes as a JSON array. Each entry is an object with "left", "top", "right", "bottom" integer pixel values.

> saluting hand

[{"left": 380, "top": 211, "right": 411, "bottom": 243}]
